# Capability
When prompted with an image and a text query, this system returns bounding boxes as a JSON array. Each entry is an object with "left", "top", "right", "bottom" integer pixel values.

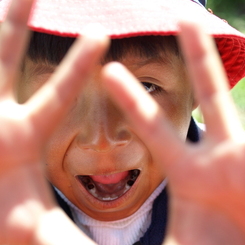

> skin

[
  {"left": 0, "top": 0, "right": 107, "bottom": 243},
  {"left": 103, "top": 26, "right": 245, "bottom": 244},
  {"left": 18, "top": 50, "right": 195, "bottom": 221},
  {"left": 1, "top": 0, "right": 245, "bottom": 244}
]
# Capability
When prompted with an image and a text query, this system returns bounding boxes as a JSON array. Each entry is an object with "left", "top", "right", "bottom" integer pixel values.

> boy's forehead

[
  {"left": 23, "top": 51, "right": 181, "bottom": 82},
  {"left": 25, "top": 53, "right": 177, "bottom": 72},
  {"left": 22, "top": 58, "right": 55, "bottom": 78}
]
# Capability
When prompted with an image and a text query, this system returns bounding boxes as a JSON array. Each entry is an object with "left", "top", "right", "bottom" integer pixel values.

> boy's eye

[{"left": 141, "top": 82, "right": 160, "bottom": 93}]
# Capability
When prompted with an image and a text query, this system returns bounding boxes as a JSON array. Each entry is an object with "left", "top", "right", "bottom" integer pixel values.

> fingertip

[
  {"left": 101, "top": 62, "right": 143, "bottom": 95},
  {"left": 80, "top": 23, "right": 110, "bottom": 49},
  {"left": 178, "top": 20, "right": 215, "bottom": 56},
  {"left": 101, "top": 62, "right": 127, "bottom": 99},
  {"left": 178, "top": 20, "right": 204, "bottom": 33},
  {"left": 102, "top": 62, "right": 125, "bottom": 79},
  {"left": 7, "top": 0, "right": 35, "bottom": 24}
]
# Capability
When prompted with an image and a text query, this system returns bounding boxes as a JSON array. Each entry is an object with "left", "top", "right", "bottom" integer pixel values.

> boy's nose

[{"left": 76, "top": 87, "right": 132, "bottom": 153}]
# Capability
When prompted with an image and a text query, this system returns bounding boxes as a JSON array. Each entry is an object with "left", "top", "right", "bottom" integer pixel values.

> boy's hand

[
  {"left": 0, "top": 0, "right": 107, "bottom": 244},
  {"left": 102, "top": 23, "right": 245, "bottom": 244},
  {"left": 2, "top": 1, "right": 245, "bottom": 245}
]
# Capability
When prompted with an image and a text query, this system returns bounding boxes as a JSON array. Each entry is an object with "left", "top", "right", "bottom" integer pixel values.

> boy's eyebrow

[
  {"left": 23, "top": 60, "right": 56, "bottom": 80},
  {"left": 31, "top": 63, "right": 55, "bottom": 76},
  {"left": 128, "top": 55, "right": 173, "bottom": 68}
]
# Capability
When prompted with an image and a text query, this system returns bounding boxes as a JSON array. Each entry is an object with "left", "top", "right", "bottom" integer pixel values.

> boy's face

[{"left": 18, "top": 47, "right": 195, "bottom": 221}]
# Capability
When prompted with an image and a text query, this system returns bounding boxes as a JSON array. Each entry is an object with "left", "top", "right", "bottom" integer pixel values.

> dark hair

[{"left": 27, "top": 32, "right": 181, "bottom": 65}]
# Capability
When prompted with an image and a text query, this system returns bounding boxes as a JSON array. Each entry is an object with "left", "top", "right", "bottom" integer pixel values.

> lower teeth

[{"left": 89, "top": 184, "right": 131, "bottom": 201}]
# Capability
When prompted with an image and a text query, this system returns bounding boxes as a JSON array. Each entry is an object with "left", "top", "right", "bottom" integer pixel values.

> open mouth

[{"left": 77, "top": 169, "right": 140, "bottom": 201}]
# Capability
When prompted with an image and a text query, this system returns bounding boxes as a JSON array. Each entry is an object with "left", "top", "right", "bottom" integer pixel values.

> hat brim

[{"left": 1, "top": 0, "right": 245, "bottom": 87}]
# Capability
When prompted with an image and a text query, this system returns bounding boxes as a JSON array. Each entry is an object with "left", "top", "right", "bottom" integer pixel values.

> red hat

[{"left": 0, "top": 0, "right": 245, "bottom": 87}]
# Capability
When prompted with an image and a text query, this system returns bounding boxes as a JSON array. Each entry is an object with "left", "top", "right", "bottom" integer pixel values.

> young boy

[{"left": 1, "top": 0, "right": 245, "bottom": 244}]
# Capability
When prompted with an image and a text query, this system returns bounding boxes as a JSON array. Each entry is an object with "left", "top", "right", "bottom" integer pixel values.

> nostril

[
  {"left": 116, "top": 129, "right": 132, "bottom": 143},
  {"left": 77, "top": 136, "right": 128, "bottom": 153},
  {"left": 77, "top": 127, "right": 132, "bottom": 152}
]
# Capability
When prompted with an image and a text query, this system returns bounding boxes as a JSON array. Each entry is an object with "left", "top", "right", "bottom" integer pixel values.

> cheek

[
  {"left": 42, "top": 119, "right": 77, "bottom": 180},
  {"left": 42, "top": 136, "right": 66, "bottom": 182},
  {"left": 155, "top": 90, "right": 194, "bottom": 140}
]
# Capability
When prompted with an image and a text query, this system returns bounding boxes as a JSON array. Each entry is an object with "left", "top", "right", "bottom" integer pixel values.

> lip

[{"left": 75, "top": 169, "right": 141, "bottom": 209}]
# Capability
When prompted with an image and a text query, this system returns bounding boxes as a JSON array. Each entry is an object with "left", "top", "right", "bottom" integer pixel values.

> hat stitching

[
  {"left": 216, "top": 37, "right": 245, "bottom": 86},
  {"left": 231, "top": 40, "right": 245, "bottom": 85},
  {"left": 228, "top": 39, "right": 245, "bottom": 85}
]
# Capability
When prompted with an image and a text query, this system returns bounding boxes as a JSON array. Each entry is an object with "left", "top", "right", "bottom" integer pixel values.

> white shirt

[{"left": 56, "top": 179, "right": 167, "bottom": 245}]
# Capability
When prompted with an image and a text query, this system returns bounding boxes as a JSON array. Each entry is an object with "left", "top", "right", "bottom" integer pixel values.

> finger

[
  {"left": 27, "top": 26, "right": 109, "bottom": 141},
  {"left": 37, "top": 208, "right": 97, "bottom": 245},
  {"left": 178, "top": 22, "right": 243, "bottom": 142},
  {"left": 0, "top": 0, "right": 34, "bottom": 97},
  {"left": 102, "top": 62, "right": 186, "bottom": 172}
]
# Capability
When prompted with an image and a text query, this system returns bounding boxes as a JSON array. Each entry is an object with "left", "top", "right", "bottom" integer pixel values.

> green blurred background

[
  {"left": 207, "top": 0, "right": 245, "bottom": 32},
  {"left": 193, "top": 0, "right": 245, "bottom": 127}
]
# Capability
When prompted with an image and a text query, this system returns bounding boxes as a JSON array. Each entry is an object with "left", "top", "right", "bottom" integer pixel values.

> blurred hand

[
  {"left": 0, "top": 0, "right": 108, "bottom": 244},
  {"left": 102, "top": 22, "right": 245, "bottom": 245}
]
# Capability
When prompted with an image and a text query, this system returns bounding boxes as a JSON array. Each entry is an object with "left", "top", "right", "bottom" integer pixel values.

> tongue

[{"left": 90, "top": 171, "right": 129, "bottom": 184}]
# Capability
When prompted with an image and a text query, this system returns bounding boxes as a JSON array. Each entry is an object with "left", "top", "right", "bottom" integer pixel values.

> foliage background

[
  {"left": 193, "top": 0, "right": 245, "bottom": 127},
  {"left": 207, "top": 0, "right": 245, "bottom": 33}
]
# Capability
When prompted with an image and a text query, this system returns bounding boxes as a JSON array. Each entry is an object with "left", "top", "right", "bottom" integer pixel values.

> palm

[
  {"left": 166, "top": 142, "right": 245, "bottom": 244},
  {"left": 0, "top": 0, "right": 107, "bottom": 244},
  {"left": 102, "top": 23, "right": 245, "bottom": 244}
]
